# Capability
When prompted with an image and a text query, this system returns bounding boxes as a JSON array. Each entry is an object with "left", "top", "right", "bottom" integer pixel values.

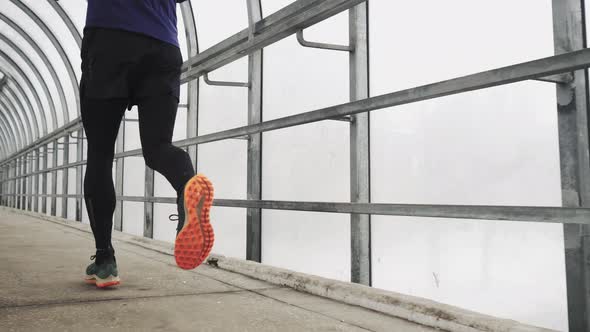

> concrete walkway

[{"left": 0, "top": 209, "right": 437, "bottom": 332}]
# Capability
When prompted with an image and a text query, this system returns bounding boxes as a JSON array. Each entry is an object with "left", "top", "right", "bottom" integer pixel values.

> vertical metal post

[
  {"left": 27, "top": 151, "right": 33, "bottom": 211},
  {"left": 33, "top": 148, "right": 40, "bottom": 212},
  {"left": 180, "top": 3, "right": 200, "bottom": 169},
  {"left": 51, "top": 140, "right": 58, "bottom": 216},
  {"left": 246, "top": 0, "right": 263, "bottom": 262},
  {"left": 12, "top": 160, "right": 17, "bottom": 208},
  {"left": 349, "top": 2, "right": 371, "bottom": 285},
  {"left": 144, "top": 168, "right": 154, "bottom": 238},
  {"left": 113, "top": 116, "right": 125, "bottom": 231},
  {"left": 41, "top": 145, "right": 48, "bottom": 214},
  {"left": 14, "top": 158, "right": 19, "bottom": 209},
  {"left": 553, "top": 0, "right": 590, "bottom": 330},
  {"left": 76, "top": 129, "right": 84, "bottom": 221},
  {"left": 13, "top": 159, "right": 18, "bottom": 208},
  {"left": 20, "top": 156, "right": 25, "bottom": 210},
  {"left": 61, "top": 135, "right": 69, "bottom": 218}
]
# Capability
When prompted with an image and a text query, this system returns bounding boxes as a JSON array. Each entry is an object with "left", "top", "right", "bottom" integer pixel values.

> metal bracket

[
  {"left": 204, "top": 73, "right": 250, "bottom": 88},
  {"left": 534, "top": 72, "right": 574, "bottom": 84},
  {"left": 70, "top": 132, "right": 86, "bottom": 140},
  {"left": 329, "top": 115, "right": 353, "bottom": 122},
  {"left": 296, "top": 29, "right": 352, "bottom": 52}
]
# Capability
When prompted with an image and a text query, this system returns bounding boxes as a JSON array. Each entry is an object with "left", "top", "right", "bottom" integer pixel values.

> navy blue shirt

[{"left": 85, "top": 0, "right": 187, "bottom": 47}]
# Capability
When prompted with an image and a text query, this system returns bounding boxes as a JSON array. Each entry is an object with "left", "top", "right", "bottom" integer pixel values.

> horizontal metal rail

[
  {"left": 3, "top": 49, "right": 590, "bottom": 180},
  {"left": 0, "top": 118, "right": 82, "bottom": 167},
  {"left": 9, "top": 193, "right": 590, "bottom": 225},
  {"left": 181, "top": 0, "right": 365, "bottom": 82},
  {"left": 125, "top": 49, "right": 590, "bottom": 158}
]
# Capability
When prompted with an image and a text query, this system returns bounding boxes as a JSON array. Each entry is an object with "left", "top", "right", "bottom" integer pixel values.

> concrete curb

[{"left": 3, "top": 207, "right": 556, "bottom": 332}]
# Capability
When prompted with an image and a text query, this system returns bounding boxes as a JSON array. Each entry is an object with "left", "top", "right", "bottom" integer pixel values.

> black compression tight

[{"left": 81, "top": 94, "right": 194, "bottom": 250}]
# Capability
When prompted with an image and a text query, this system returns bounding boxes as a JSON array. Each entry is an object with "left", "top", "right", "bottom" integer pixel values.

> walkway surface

[{"left": 0, "top": 209, "right": 438, "bottom": 332}]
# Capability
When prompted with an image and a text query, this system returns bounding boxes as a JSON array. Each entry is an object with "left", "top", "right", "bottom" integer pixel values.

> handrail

[{"left": 3, "top": 49, "right": 590, "bottom": 177}]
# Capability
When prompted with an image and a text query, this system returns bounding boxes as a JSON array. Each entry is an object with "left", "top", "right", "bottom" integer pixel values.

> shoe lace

[
  {"left": 90, "top": 255, "right": 96, "bottom": 261},
  {"left": 169, "top": 214, "right": 179, "bottom": 222}
]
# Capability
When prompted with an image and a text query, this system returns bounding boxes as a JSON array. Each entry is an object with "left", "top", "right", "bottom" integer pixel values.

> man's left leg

[{"left": 137, "top": 93, "right": 214, "bottom": 270}]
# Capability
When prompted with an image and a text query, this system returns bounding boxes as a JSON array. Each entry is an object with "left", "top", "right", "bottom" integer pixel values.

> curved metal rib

[
  {"left": 9, "top": 0, "right": 78, "bottom": 120},
  {"left": 0, "top": 88, "right": 28, "bottom": 147},
  {"left": 0, "top": 96, "right": 25, "bottom": 150},
  {"left": 0, "top": 12, "right": 63, "bottom": 130},
  {"left": 45, "top": 0, "right": 82, "bottom": 49},
  {"left": 0, "top": 97, "right": 17, "bottom": 152},
  {"left": 0, "top": 50, "right": 42, "bottom": 142},
  {"left": 0, "top": 34, "right": 50, "bottom": 136}
]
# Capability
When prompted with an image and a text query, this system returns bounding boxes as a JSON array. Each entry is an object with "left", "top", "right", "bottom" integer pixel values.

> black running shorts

[{"left": 80, "top": 27, "right": 182, "bottom": 109}]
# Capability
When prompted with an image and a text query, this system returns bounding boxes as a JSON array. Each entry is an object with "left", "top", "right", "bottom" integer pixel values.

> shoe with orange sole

[
  {"left": 174, "top": 174, "right": 215, "bottom": 270},
  {"left": 84, "top": 249, "right": 120, "bottom": 288}
]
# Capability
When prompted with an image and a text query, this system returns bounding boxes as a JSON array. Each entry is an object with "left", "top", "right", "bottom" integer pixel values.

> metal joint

[
  {"left": 69, "top": 132, "right": 86, "bottom": 140},
  {"left": 534, "top": 72, "right": 574, "bottom": 84}
]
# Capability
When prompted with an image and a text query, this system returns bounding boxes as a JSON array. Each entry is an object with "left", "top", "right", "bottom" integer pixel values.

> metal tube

[
  {"left": 51, "top": 140, "right": 58, "bottom": 216},
  {"left": 296, "top": 29, "right": 352, "bottom": 51},
  {"left": 246, "top": 0, "right": 263, "bottom": 263},
  {"left": 5, "top": 49, "right": 590, "bottom": 182},
  {"left": 9, "top": 0, "right": 77, "bottom": 121},
  {"left": 179, "top": 2, "right": 200, "bottom": 170},
  {"left": 41, "top": 145, "right": 48, "bottom": 214},
  {"left": 33, "top": 148, "right": 39, "bottom": 212},
  {"left": 76, "top": 129, "right": 83, "bottom": 221},
  {"left": 113, "top": 117, "right": 125, "bottom": 231},
  {"left": 0, "top": 34, "right": 51, "bottom": 136},
  {"left": 182, "top": 0, "right": 366, "bottom": 82},
  {"left": 0, "top": 50, "right": 43, "bottom": 142},
  {"left": 0, "top": 95, "right": 27, "bottom": 150},
  {"left": 0, "top": 119, "right": 82, "bottom": 167},
  {"left": 349, "top": 2, "right": 370, "bottom": 286},
  {"left": 0, "top": 12, "right": 64, "bottom": 130},
  {"left": 203, "top": 73, "right": 250, "bottom": 87},
  {"left": 552, "top": 0, "right": 590, "bottom": 329},
  {"left": 26, "top": 151, "right": 32, "bottom": 210},
  {"left": 144, "top": 167, "right": 154, "bottom": 238},
  {"left": 61, "top": 135, "right": 69, "bottom": 218},
  {"left": 20, "top": 155, "right": 25, "bottom": 210},
  {"left": 108, "top": 195, "right": 590, "bottom": 225},
  {"left": 0, "top": 102, "right": 18, "bottom": 152},
  {"left": 118, "top": 49, "right": 590, "bottom": 160}
]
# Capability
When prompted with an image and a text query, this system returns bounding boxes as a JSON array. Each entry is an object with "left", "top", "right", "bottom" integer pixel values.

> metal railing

[{"left": 0, "top": 0, "right": 589, "bottom": 330}]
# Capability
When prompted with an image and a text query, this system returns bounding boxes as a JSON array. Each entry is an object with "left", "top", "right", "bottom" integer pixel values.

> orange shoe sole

[
  {"left": 174, "top": 174, "right": 215, "bottom": 270},
  {"left": 84, "top": 276, "right": 121, "bottom": 288}
]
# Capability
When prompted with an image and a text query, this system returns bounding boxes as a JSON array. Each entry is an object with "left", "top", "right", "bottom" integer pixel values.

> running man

[{"left": 79, "top": 0, "right": 214, "bottom": 288}]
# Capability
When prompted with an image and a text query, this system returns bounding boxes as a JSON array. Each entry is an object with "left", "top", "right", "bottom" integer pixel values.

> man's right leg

[{"left": 81, "top": 96, "right": 126, "bottom": 287}]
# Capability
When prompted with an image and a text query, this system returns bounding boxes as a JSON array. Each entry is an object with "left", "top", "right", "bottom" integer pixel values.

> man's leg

[
  {"left": 137, "top": 93, "right": 214, "bottom": 270},
  {"left": 81, "top": 97, "right": 127, "bottom": 251},
  {"left": 137, "top": 93, "right": 194, "bottom": 194}
]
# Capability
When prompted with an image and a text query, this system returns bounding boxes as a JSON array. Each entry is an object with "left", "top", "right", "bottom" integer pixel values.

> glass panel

[
  {"left": 260, "top": 11, "right": 350, "bottom": 281},
  {"left": 369, "top": 1, "right": 564, "bottom": 330}
]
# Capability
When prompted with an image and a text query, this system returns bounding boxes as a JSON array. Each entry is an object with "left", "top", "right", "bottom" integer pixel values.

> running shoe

[
  {"left": 172, "top": 174, "right": 214, "bottom": 270},
  {"left": 84, "top": 248, "right": 120, "bottom": 288}
]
